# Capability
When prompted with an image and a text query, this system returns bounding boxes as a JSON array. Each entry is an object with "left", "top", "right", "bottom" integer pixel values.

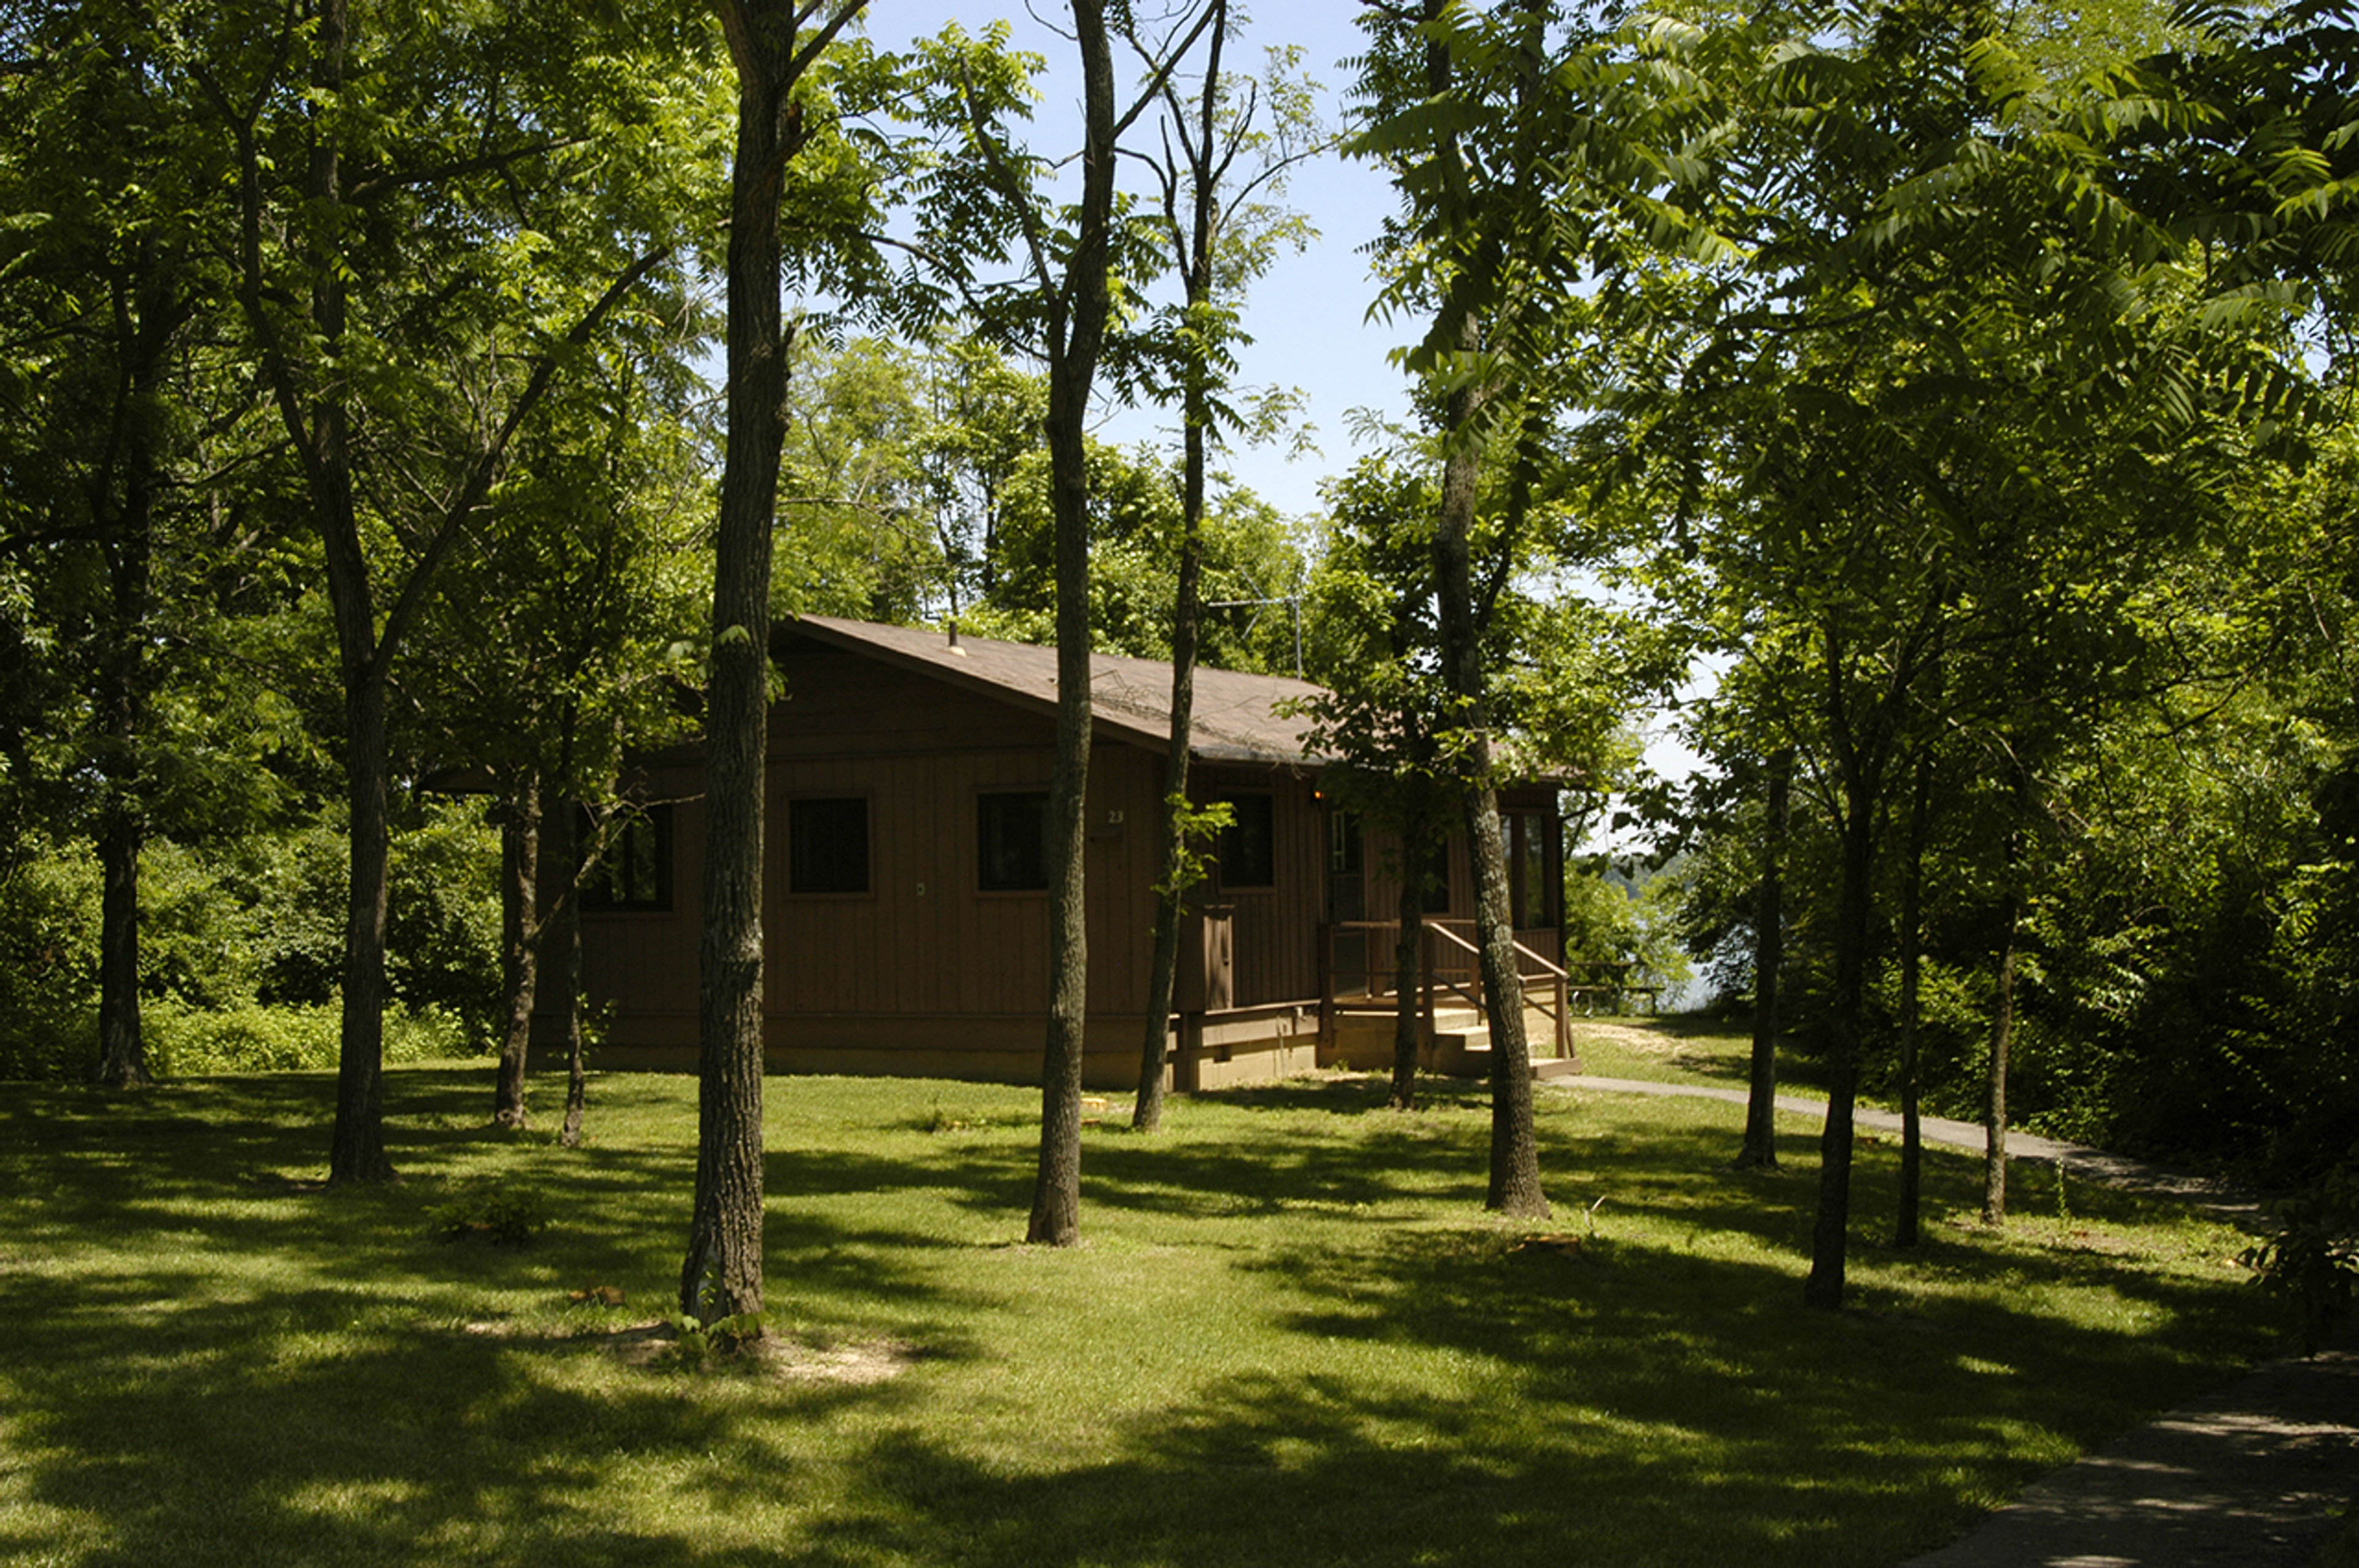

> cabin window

[
  {"left": 1507, "top": 808, "right": 1554, "bottom": 928},
  {"left": 1218, "top": 794, "right": 1275, "bottom": 888},
  {"left": 789, "top": 796, "right": 869, "bottom": 895},
  {"left": 977, "top": 791, "right": 1051, "bottom": 891},
  {"left": 583, "top": 804, "right": 672, "bottom": 912}
]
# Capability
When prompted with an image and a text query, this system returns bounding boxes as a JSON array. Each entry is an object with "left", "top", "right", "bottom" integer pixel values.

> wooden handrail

[
  {"left": 1320, "top": 918, "right": 1578, "bottom": 1059},
  {"left": 1425, "top": 921, "right": 1480, "bottom": 958},
  {"left": 1511, "top": 934, "right": 1569, "bottom": 982}
]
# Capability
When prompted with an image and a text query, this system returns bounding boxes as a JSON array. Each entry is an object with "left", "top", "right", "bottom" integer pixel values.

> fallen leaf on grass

[{"left": 1513, "top": 1234, "right": 1587, "bottom": 1257}]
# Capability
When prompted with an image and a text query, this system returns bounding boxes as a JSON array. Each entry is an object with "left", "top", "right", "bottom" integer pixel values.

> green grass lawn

[
  {"left": 0, "top": 1058, "right": 2277, "bottom": 1568},
  {"left": 1568, "top": 1012, "right": 1846, "bottom": 1098}
]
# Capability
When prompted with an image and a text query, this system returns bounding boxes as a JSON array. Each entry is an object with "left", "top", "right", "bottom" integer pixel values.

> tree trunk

[
  {"left": 1131, "top": 390, "right": 1205, "bottom": 1133},
  {"left": 1431, "top": 348, "right": 1544, "bottom": 1216},
  {"left": 1028, "top": 0, "right": 1121, "bottom": 1246},
  {"left": 329, "top": 665, "right": 395, "bottom": 1184},
  {"left": 1737, "top": 749, "right": 1790, "bottom": 1168},
  {"left": 1803, "top": 786, "right": 1876, "bottom": 1309},
  {"left": 1131, "top": 13, "right": 1224, "bottom": 1134},
  {"left": 681, "top": 0, "right": 821, "bottom": 1327},
  {"left": 1467, "top": 779, "right": 1544, "bottom": 1215},
  {"left": 1804, "top": 623, "right": 1886, "bottom": 1311},
  {"left": 492, "top": 777, "right": 541, "bottom": 1128},
  {"left": 95, "top": 806, "right": 148, "bottom": 1089},
  {"left": 268, "top": 0, "right": 394, "bottom": 1188},
  {"left": 1982, "top": 854, "right": 2022, "bottom": 1227},
  {"left": 1895, "top": 757, "right": 1931, "bottom": 1247},
  {"left": 1391, "top": 857, "right": 1424, "bottom": 1110},
  {"left": 1132, "top": 626, "right": 1195, "bottom": 1132},
  {"left": 559, "top": 800, "right": 588, "bottom": 1149}
]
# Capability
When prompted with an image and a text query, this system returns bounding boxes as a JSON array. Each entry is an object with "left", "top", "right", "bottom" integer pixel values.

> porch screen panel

[
  {"left": 1508, "top": 809, "right": 1552, "bottom": 928},
  {"left": 1420, "top": 837, "right": 1452, "bottom": 915}
]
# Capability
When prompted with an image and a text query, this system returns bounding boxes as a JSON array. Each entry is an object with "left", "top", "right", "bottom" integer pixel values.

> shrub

[
  {"left": 146, "top": 999, "right": 475, "bottom": 1077},
  {"left": 0, "top": 846, "right": 101, "bottom": 1080},
  {"left": 425, "top": 1181, "right": 549, "bottom": 1246},
  {"left": 2243, "top": 1156, "right": 2359, "bottom": 1354},
  {"left": 146, "top": 999, "right": 340, "bottom": 1075}
]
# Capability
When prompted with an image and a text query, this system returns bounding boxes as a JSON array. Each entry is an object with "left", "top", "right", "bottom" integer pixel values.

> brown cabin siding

[
  {"left": 564, "top": 644, "right": 1309, "bottom": 1066},
  {"left": 550, "top": 626, "right": 1562, "bottom": 1085},
  {"left": 1194, "top": 763, "right": 1323, "bottom": 1008}
]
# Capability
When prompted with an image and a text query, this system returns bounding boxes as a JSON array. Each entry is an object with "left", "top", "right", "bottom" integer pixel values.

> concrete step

[
  {"left": 1321, "top": 1007, "right": 1584, "bottom": 1078},
  {"left": 1433, "top": 1028, "right": 1490, "bottom": 1076},
  {"left": 1436, "top": 1032, "right": 1586, "bottom": 1080}
]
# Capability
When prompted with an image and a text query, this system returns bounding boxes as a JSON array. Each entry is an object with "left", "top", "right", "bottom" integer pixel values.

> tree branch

[{"left": 378, "top": 246, "right": 674, "bottom": 660}]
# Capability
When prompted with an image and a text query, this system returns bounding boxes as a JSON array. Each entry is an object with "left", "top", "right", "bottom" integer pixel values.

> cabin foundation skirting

[{"left": 539, "top": 1005, "right": 1329, "bottom": 1091}]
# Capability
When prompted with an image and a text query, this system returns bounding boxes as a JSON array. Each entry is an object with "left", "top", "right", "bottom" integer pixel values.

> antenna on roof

[
  {"left": 946, "top": 619, "right": 966, "bottom": 656},
  {"left": 1203, "top": 595, "right": 1304, "bottom": 678}
]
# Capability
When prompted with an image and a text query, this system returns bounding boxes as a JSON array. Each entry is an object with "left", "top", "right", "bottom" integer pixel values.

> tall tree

[
  {"left": 0, "top": 0, "right": 271, "bottom": 1090},
  {"left": 189, "top": 0, "right": 718, "bottom": 1183},
  {"left": 1126, "top": 7, "right": 1323, "bottom": 1131},
  {"left": 679, "top": 0, "right": 868, "bottom": 1328},
  {"left": 913, "top": 2, "right": 1215, "bottom": 1242}
]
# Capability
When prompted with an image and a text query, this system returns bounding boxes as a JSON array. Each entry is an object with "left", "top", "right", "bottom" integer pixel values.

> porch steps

[
  {"left": 1325, "top": 1004, "right": 1582, "bottom": 1080},
  {"left": 1436, "top": 1031, "right": 1584, "bottom": 1080}
]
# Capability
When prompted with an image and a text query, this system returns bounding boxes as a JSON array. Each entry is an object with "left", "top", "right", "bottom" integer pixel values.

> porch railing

[{"left": 1318, "top": 918, "right": 1572, "bottom": 1061}]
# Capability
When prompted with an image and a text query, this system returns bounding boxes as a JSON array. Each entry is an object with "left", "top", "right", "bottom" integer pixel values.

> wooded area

[{"left": 2, "top": 0, "right": 2354, "bottom": 1323}]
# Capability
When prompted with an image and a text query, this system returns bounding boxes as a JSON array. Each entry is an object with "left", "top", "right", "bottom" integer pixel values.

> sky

[
  {"left": 853, "top": 3, "right": 1713, "bottom": 806},
  {"left": 858, "top": 2, "right": 1410, "bottom": 520}
]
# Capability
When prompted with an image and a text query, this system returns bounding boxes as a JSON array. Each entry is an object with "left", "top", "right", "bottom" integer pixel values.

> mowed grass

[
  {"left": 0, "top": 1056, "right": 2276, "bottom": 1568},
  {"left": 1570, "top": 1012, "right": 1828, "bottom": 1094}
]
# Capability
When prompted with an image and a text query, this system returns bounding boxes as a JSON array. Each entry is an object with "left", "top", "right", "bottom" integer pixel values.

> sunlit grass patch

[{"left": 0, "top": 1061, "right": 2278, "bottom": 1568}]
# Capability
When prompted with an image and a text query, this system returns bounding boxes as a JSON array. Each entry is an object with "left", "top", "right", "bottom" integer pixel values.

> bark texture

[
  {"left": 1434, "top": 386, "right": 1543, "bottom": 1219},
  {"left": 680, "top": 0, "right": 860, "bottom": 1322},
  {"left": 95, "top": 808, "right": 149, "bottom": 1088},
  {"left": 1802, "top": 789, "right": 1876, "bottom": 1309},
  {"left": 1737, "top": 750, "right": 1790, "bottom": 1168},
  {"left": 492, "top": 779, "right": 541, "bottom": 1129},
  {"left": 1983, "top": 864, "right": 2022, "bottom": 1227},
  {"left": 1028, "top": 0, "right": 1124, "bottom": 1244}
]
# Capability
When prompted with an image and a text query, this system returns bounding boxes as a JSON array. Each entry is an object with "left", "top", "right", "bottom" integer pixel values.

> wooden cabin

[{"left": 549, "top": 614, "right": 1569, "bottom": 1089}]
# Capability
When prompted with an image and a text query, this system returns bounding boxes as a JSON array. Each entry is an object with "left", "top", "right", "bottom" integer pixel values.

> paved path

[
  {"left": 1904, "top": 1320, "right": 2359, "bottom": 1567},
  {"left": 1558, "top": 1072, "right": 2261, "bottom": 1221},
  {"left": 1551, "top": 1073, "right": 2357, "bottom": 1566}
]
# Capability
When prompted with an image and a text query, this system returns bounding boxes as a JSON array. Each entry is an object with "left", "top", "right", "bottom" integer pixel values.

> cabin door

[{"left": 1326, "top": 811, "right": 1369, "bottom": 997}]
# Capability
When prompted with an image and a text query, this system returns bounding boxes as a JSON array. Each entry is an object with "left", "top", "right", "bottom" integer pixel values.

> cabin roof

[{"left": 778, "top": 615, "right": 1328, "bottom": 766}]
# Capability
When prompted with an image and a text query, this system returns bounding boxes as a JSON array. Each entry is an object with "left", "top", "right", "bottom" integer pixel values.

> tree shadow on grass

[
  {"left": 0, "top": 1281, "right": 940, "bottom": 1568},
  {"left": 0, "top": 1064, "right": 2276, "bottom": 1568}
]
